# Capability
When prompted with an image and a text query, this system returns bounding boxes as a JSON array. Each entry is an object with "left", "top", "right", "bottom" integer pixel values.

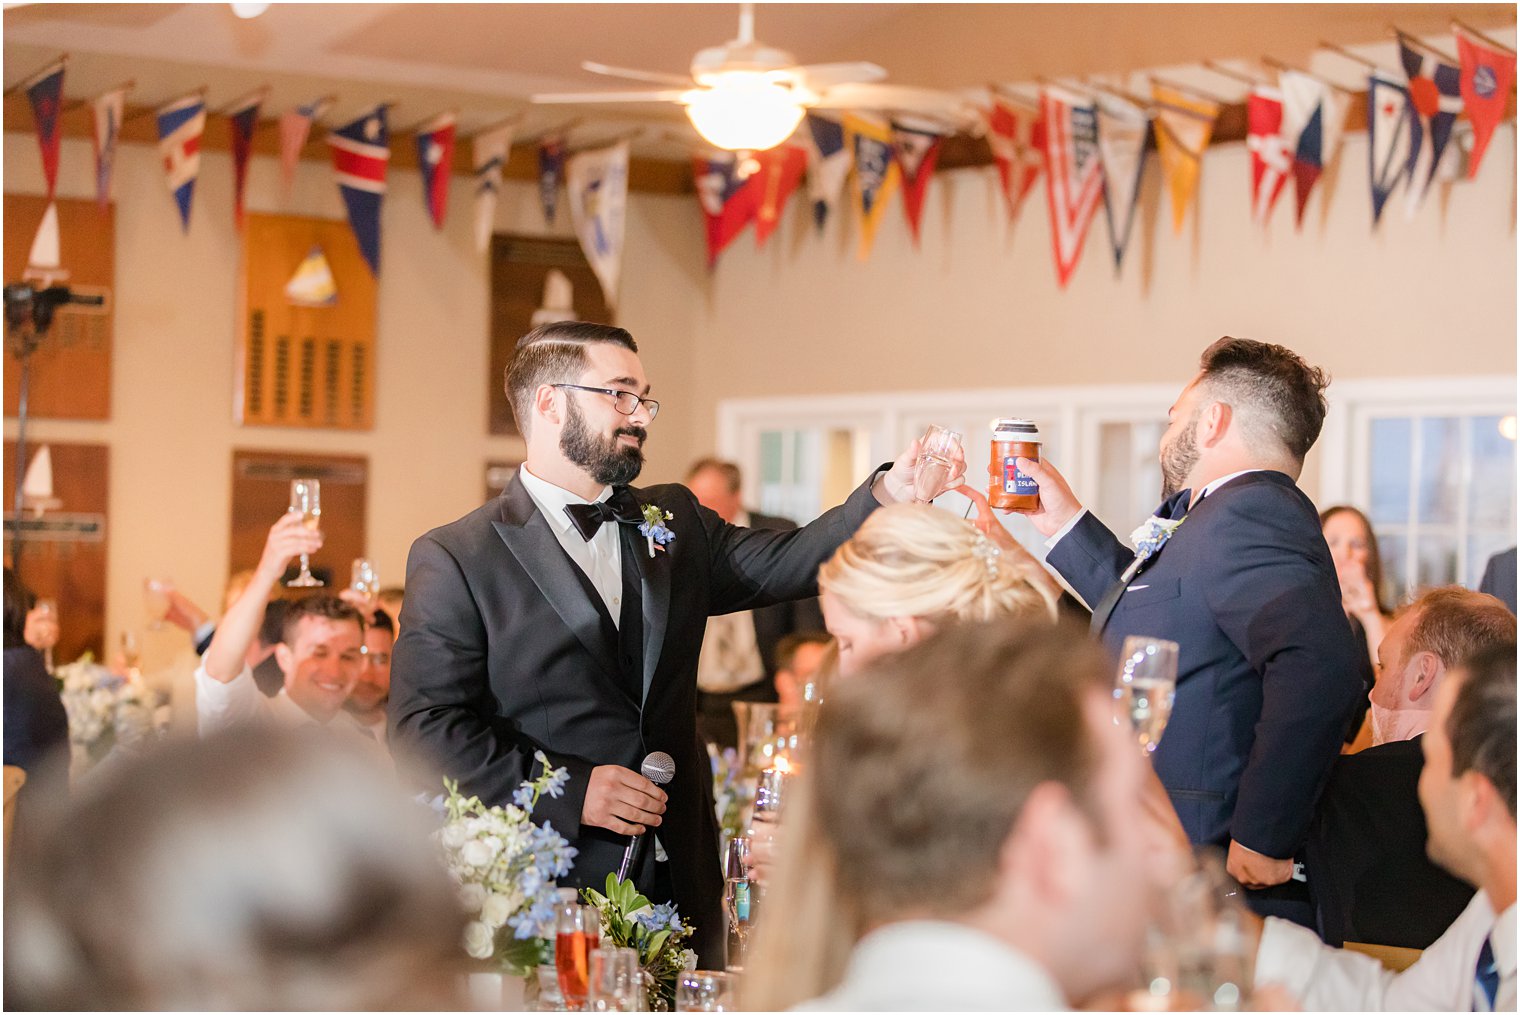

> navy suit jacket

[{"left": 1047, "top": 471, "right": 1362, "bottom": 859}]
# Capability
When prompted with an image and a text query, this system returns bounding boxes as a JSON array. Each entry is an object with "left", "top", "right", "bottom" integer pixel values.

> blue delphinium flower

[
  {"left": 512, "top": 785, "right": 535, "bottom": 809},
  {"left": 634, "top": 902, "right": 681, "bottom": 934},
  {"left": 543, "top": 766, "right": 570, "bottom": 799}
]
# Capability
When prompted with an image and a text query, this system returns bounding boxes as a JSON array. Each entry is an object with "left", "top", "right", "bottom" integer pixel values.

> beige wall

[{"left": 3, "top": 132, "right": 706, "bottom": 656}]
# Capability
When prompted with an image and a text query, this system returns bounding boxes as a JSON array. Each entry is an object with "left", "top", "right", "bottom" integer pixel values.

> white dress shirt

[
  {"left": 518, "top": 465, "right": 625, "bottom": 626},
  {"left": 1255, "top": 890, "right": 1516, "bottom": 1011},
  {"left": 193, "top": 661, "right": 384, "bottom": 754},
  {"left": 795, "top": 920, "right": 1068, "bottom": 1011}
]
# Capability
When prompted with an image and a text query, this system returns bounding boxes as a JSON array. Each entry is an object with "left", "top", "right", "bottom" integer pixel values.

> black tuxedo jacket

[
  {"left": 1303, "top": 736, "right": 1474, "bottom": 948},
  {"left": 389, "top": 467, "right": 882, "bottom": 963},
  {"left": 1047, "top": 471, "right": 1362, "bottom": 859},
  {"left": 746, "top": 511, "right": 825, "bottom": 684}
]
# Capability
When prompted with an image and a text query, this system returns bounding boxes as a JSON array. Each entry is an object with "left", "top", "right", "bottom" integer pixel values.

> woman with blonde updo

[{"left": 817, "top": 499, "right": 1060, "bottom": 677}]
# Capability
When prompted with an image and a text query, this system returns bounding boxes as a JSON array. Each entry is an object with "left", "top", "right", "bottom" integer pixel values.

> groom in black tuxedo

[
  {"left": 389, "top": 321, "right": 941, "bottom": 964},
  {"left": 1019, "top": 338, "right": 1362, "bottom": 919}
]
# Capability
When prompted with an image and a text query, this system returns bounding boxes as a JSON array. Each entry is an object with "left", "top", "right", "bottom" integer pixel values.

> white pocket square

[{"left": 1125, "top": 584, "right": 1150, "bottom": 592}]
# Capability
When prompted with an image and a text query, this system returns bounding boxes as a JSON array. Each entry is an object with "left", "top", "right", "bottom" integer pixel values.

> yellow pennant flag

[
  {"left": 843, "top": 113, "right": 901, "bottom": 261},
  {"left": 1151, "top": 84, "right": 1220, "bottom": 234}
]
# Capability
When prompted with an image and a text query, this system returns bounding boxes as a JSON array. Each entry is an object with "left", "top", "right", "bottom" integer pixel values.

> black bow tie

[
  {"left": 1157, "top": 489, "right": 1192, "bottom": 521},
  {"left": 564, "top": 491, "right": 637, "bottom": 541}
]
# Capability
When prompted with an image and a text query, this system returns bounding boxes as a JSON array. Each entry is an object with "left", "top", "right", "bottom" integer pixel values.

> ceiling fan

[{"left": 530, "top": 2, "right": 977, "bottom": 151}]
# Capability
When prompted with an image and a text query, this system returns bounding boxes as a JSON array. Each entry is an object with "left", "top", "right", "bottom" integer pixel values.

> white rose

[
  {"left": 460, "top": 839, "right": 494, "bottom": 869},
  {"left": 457, "top": 882, "right": 487, "bottom": 913},
  {"left": 463, "top": 920, "right": 495, "bottom": 960},
  {"left": 480, "top": 891, "right": 513, "bottom": 928},
  {"left": 440, "top": 824, "right": 469, "bottom": 850}
]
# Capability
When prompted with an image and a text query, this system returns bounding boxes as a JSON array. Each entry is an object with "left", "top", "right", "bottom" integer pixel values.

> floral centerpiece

[
  {"left": 437, "top": 753, "right": 578, "bottom": 977},
  {"left": 709, "top": 744, "right": 745, "bottom": 844},
  {"left": 55, "top": 654, "right": 160, "bottom": 772},
  {"left": 582, "top": 873, "right": 697, "bottom": 1011}
]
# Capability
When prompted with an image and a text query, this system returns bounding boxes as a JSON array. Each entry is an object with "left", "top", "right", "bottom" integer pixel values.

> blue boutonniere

[
  {"left": 638, "top": 503, "right": 674, "bottom": 558},
  {"left": 1121, "top": 515, "right": 1185, "bottom": 581}
]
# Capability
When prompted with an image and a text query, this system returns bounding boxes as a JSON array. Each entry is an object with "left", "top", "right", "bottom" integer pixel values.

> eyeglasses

[{"left": 553, "top": 383, "right": 660, "bottom": 421}]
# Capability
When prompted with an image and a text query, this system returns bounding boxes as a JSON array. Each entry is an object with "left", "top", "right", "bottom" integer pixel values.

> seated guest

[
  {"left": 746, "top": 621, "right": 1158, "bottom": 1010},
  {"left": 686, "top": 457, "right": 824, "bottom": 749},
  {"left": 816, "top": 502, "right": 1058, "bottom": 677},
  {"left": 195, "top": 514, "right": 372, "bottom": 748},
  {"left": 377, "top": 585, "right": 405, "bottom": 632},
  {"left": 344, "top": 608, "right": 393, "bottom": 743},
  {"left": 1321, "top": 505, "right": 1392, "bottom": 741},
  {"left": 3, "top": 727, "right": 466, "bottom": 1009},
  {"left": 1306, "top": 586, "right": 1514, "bottom": 948},
  {"left": 773, "top": 631, "right": 832, "bottom": 711},
  {"left": 1254, "top": 641, "right": 1516, "bottom": 1009},
  {"left": 1479, "top": 547, "right": 1517, "bottom": 614},
  {"left": 2, "top": 569, "right": 68, "bottom": 796}
]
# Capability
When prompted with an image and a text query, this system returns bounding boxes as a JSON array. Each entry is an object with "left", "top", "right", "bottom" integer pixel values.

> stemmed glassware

[
  {"left": 586, "top": 945, "right": 641, "bottom": 1012},
  {"left": 287, "top": 478, "right": 324, "bottom": 588},
  {"left": 143, "top": 578, "right": 172, "bottom": 630},
  {"left": 120, "top": 630, "right": 141, "bottom": 677},
  {"left": 914, "top": 424, "right": 963, "bottom": 504},
  {"left": 556, "top": 902, "right": 601, "bottom": 1012},
  {"left": 350, "top": 557, "right": 378, "bottom": 597},
  {"left": 1138, "top": 852, "right": 1254, "bottom": 1011},
  {"left": 723, "top": 836, "right": 757, "bottom": 972},
  {"left": 1114, "top": 636, "right": 1179, "bottom": 754},
  {"left": 675, "top": 970, "right": 735, "bottom": 1012}
]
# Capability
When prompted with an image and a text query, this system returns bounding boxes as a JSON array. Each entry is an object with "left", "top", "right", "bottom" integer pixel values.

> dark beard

[
  {"left": 560, "top": 396, "right": 646, "bottom": 487},
  {"left": 1159, "top": 410, "right": 1200, "bottom": 500}
]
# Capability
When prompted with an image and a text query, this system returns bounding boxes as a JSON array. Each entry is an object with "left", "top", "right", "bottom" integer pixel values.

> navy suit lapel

[
  {"left": 624, "top": 486, "right": 671, "bottom": 703},
  {"left": 1091, "top": 489, "right": 1193, "bottom": 634},
  {"left": 490, "top": 470, "right": 623, "bottom": 686}
]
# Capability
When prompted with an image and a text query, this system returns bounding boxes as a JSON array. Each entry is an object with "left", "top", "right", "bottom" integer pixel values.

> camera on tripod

[{"left": 4, "top": 282, "right": 106, "bottom": 340}]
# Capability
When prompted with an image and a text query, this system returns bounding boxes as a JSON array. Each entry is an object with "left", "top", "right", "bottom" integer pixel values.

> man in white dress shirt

[{"left": 1253, "top": 640, "right": 1516, "bottom": 1010}]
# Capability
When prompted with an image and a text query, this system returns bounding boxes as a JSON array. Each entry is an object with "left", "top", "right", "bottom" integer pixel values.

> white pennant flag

[
  {"left": 91, "top": 87, "right": 128, "bottom": 209},
  {"left": 1095, "top": 92, "right": 1150, "bottom": 270},
  {"left": 566, "top": 140, "right": 629, "bottom": 310},
  {"left": 472, "top": 123, "right": 514, "bottom": 254}
]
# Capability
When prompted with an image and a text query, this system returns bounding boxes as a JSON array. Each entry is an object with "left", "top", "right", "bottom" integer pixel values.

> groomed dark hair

[
  {"left": 686, "top": 458, "right": 742, "bottom": 492},
  {"left": 774, "top": 630, "right": 832, "bottom": 673},
  {"left": 367, "top": 608, "right": 395, "bottom": 637},
  {"left": 504, "top": 321, "right": 638, "bottom": 435},
  {"left": 280, "top": 594, "right": 365, "bottom": 645},
  {"left": 1446, "top": 640, "right": 1517, "bottom": 819},
  {"left": 258, "top": 598, "right": 290, "bottom": 650},
  {"left": 1198, "top": 337, "right": 1330, "bottom": 462}
]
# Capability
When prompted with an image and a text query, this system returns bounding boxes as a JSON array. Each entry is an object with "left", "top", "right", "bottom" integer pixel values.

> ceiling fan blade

[
  {"left": 795, "top": 61, "right": 887, "bottom": 89},
  {"left": 582, "top": 62, "right": 695, "bottom": 88},
  {"left": 531, "top": 89, "right": 691, "bottom": 105},
  {"left": 811, "top": 83, "right": 979, "bottom": 127}
]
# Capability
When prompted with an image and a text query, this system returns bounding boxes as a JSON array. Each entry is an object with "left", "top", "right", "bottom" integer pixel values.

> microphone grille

[{"left": 640, "top": 751, "right": 675, "bottom": 785}]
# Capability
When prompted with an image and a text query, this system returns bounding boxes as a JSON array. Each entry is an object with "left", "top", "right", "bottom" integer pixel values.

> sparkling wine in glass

[
  {"left": 724, "top": 836, "right": 757, "bottom": 972},
  {"left": 120, "top": 629, "right": 142, "bottom": 675},
  {"left": 143, "top": 578, "right": 172, "bottom": 630},
  {"left": 914, "top": 424, "right": 962, "bottom": 503},
  {"left": 556, "top": 904, "right": 601, "bottom": 1011},
  {"left": 350, "top": 558, "right": 378, "bottom": 597},
  {"left": 287, "top": 478, "right": 324, "bottom": 588},
  {"left": 1114, "top": 636, "right": 1179, "bottom": 754}
]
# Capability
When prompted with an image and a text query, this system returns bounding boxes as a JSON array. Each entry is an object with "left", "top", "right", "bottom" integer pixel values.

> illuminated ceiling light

[
  {"left": 230, "top": 2, "right": 270, "bottom": 18},
  {"left": 683, "top": 73, "right": 805, "bottom": 152},
  {"left": 1500, "top": 415, "right": 1517, "bottom": 441}
]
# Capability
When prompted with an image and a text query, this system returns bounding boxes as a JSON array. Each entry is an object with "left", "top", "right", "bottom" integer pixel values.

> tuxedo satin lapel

[
  {"left": 492, "top": 472, "right": 622, "bottom": 684},
  {"left": 627, "top": 491, "right": 672, "bottom": 703}
]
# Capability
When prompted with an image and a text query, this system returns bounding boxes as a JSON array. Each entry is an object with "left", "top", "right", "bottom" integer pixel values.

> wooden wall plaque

[
  {"left": 230, "top": 450, "right": 369, "bottom": 594},
  {"left": 3, "top": 194, "right": 114, "bottom": 420},
  {"left": 238, "top": 214, "right": 375, "bottom": 430}
]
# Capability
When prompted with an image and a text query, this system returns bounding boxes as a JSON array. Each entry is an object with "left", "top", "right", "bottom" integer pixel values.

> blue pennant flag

[
  {"left": 327, "top": 106, "right": 390, "bottom": 276},
  {"left": 801, "top": 113, "right": 848, "bottom": 231},
  {"left": 538, "top": 136, "right": 566, "bottom": 225},
  {"left": 156, "top": 93, "right": 207, "bottom": 233},
  {"left": 25, "top": 61, "right": 65, "bottom": 202},
  {"left": 1367, "top": 73, "right": 1415, "bottom": 226}
]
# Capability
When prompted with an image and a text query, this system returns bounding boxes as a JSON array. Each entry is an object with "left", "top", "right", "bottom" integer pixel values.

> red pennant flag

[
  {"left": 227, "top": 89, "right": 265, "bottom": 229},
  {"left": 751, "top": 145, "right": 807, "bottom": 248},
  {"left": 984, "top": 95, "right": 1044, "bottom": 221},
  {"left": 890, "top": 118, "right": 945, "bottom": 246},
  {"left": 24, "top": 61, "right": 66, "bottom": 202},
  {"left": 1246, "top": 86, "right": 1290, "bottom": 224},
  {"left": 415, "top": 112, "right": 457, "bottom": 230},
  {"left": 1040, "top": 88, "right": 1104, "bottom": 289},
  {"left": 693, "top": 153, "right": 758, "bottom": 267},
  {"left": 1455, "top": 28, "right": 1517, "bottom": 179}
]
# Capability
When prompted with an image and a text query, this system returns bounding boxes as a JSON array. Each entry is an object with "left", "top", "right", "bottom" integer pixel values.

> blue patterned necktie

[{"left": 1475, "top": 934, "right": 1499, "bottom": 1012}]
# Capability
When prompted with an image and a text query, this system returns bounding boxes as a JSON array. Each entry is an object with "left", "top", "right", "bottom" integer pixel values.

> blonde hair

[{"left": 817, "top": 504, "right": 1057, "bottom": 626}]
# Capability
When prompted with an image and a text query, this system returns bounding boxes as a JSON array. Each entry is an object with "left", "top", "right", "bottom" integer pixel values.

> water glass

[
  {"left": 1141, "top": 851, "right": 1253, "bottom": 1011},
  {"left": 586, "top": 946, "right": 641, "bottom": 1012},
  {"left": 723, "top": 836, "right": 757, "bottom": 971},
  {"left": 143, "top": 577, "right": 172, "bottom": 629},
  {"left": 914, "top": 424, "right": 963, "bottom": 503},
  {"left": 1114, "top": 636, "right": 1179, "bottom": 754},
  {"left": 675, "top": 970, "right": 735, "bottom": 1012}
]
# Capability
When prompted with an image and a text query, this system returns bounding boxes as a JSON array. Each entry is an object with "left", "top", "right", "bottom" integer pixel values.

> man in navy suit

[{"left": 1019, "top": 337, "right": 1362, "bottom": 913}]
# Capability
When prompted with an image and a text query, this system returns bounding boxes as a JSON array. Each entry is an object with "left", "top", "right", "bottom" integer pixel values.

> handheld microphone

[{"left": 616, "top": 751, "right": 674, "bottom": 881}]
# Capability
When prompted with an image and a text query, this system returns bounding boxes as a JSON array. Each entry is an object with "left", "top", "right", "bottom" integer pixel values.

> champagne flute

[
  {"left": 723, "top": 836, "right": 757, "bottom": 972},
  {"left": 287, "top": 478, "right": 324, "bottom": 588},
  {"left": 143, "top": 577, "right": 172, "bottom": 630},
  {"left": 556, "top": 903, "right": 601, "bottom": 1011},
  {"left": 120, "top": 629, "right": 141, "bottom": 676},
  {"left": 587, "top": 946, "right": 641, "bottom": 1012},
  {"left": 1114, "top": 635, "right": 1179, "bottom": 754},
  {"left": 350, "top": 557, "right": 378, "bottom": 597},
  {"left": 34, "top": 597, "right": 57, "bottom": 672},
  {"left": 914, "top": 424, "right": 963, "bottom": 503}
]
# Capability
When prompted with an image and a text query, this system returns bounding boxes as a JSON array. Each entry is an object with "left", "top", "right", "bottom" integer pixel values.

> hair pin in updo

[{"left": 970, "top": 531, "right": 1001, "bottom": 578}]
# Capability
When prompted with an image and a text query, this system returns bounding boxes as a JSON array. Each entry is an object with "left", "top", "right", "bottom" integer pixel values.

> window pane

[
  {"left": 1414, "top": 536, "right": 1460, "bottom": 590},
  {"left": 1468, "top": 532, "right": 1516, "bottom": 592},
  {"left": 1416, "top": 417, "right": 1463, "bottom": 526},
  {"left": 1368, "top": 417, "right": 1412, "bottom": 524},
  {"left": 1378, "top": 532, "right": 1410, "bottom": 604},
  {"left": 1468, "top": 415, "right": 1517, "bottom": 529},
  {"left": 759, "top": 431, "right": 783, "bottom": 485}
]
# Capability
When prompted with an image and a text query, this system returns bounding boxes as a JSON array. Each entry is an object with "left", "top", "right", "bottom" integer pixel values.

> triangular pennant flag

[
  {"left": 25, "top": 202, "right": 66, "bottom": 286},
  {"left": 751, "top": 144, "right": 808, "bottom": 248},
  {"left": 1398, "top": 33, "right": 1464, "bottom": 212},
  {"left": 693, "top": 151, "right": 758, "bottom": 267},
  {"left": 1455, "top": 28, "right": 1517, "bottom": 179},
  {"left": 1367, "top": 72, "right": 1416, "bottom": 226},
  {"left": 24, "top": 61, "right": 65, "bottom": 203},
  {"left": 279, "top": 97, "right": 332, "bottom": 200},
  {"left": 91, "top": 86, "right": 128, "bottom": 210},
  {"left": 1095, "top": 92, "right": 1150, "bottom": 270},
  {"left": 1040, "top": 87, "right": 1104, "bottom": 288},
  {"left": 800, "top": 113, "right": 849, "bottom": 231},
  {"left": 890, "top": 116, "right": 946, "bottom": 246},
  {"left": 1246, "top": 86, "right": 1291, "bottom": 224},
  {"left": 1151, "top": 84, "right": 1219, "bottom": 234},
  {"left": 156, "top": 93, "right": 207, "bottom": 233},
  {"left": 327, "top": 105, "right": 390, "bottom": 275},
  {"left": 1280, "top": 71, "right": 1349, "bottom": 227},
  {"left": 565, "top": 140, "right": 630, "bottom": 309},
  {"left": 472, "top": 123, "right": 513, "bottom": 254},
  {"left": 538, "top": 136, "right": 567, "bottom": 225},
  {"left": 843, "top": 113, "right": 901, "bottom": 261},
  {"left": 415, "top": 112, "right": 457, "bottom": 230},
  {"left": 227, "top": 89, "right": 265, "bottom": 229},
  {"left": 1436, "top": 120, "right": 1476, "bottom": 183},
  {"left": 983, "top": 94, "right": 1045, "bottom": 223},
  {"left": 285, "top": 245, "right": 338, "bottom": 307}
]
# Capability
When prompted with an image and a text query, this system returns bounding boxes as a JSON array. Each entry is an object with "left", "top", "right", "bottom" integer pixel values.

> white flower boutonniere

[
  {"left": 638, "top": 503, "right": 674, "bottom": 558},
  {"left": 1122, "top": 515, "right": 1185, "bottom": 581}
]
